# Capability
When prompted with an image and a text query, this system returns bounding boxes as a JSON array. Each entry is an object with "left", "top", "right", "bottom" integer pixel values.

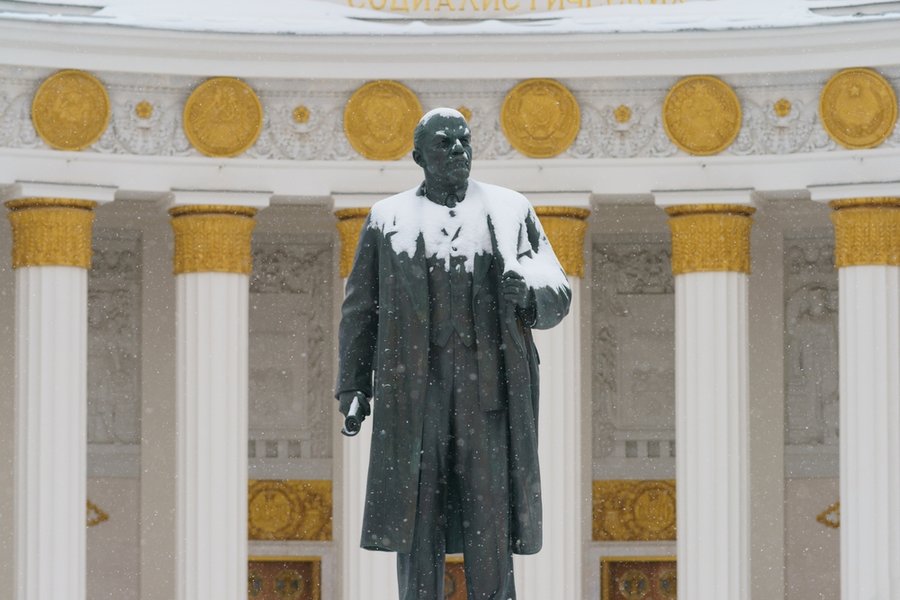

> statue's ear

[{"left": 412, "top": 149, "right": 425, "bottom": 168}]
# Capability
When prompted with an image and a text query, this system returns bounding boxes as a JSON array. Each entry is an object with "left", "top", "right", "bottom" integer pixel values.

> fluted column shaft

[
  {"left": 515, "top": 206, "right": 588, "bottom": 600},
  {"left": 665, "top": 203, "right": 754, "bottom": 600},
  {"left": 6, "top": 198, "right": 97, "bottom": 600},
  {"left": 170, "top": 204, "right": 256, "bottom": 600},
  {"left": 336, "top": 208, "right": 398, "bottom": 600},
  {"left": 830, "top": 198, "right": 900, "bottom": 600}
]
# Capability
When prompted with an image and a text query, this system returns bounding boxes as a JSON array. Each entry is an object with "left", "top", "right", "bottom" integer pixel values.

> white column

[
  {"left": 818, "top": 193, "right": 900, "bottom": 600},
  {"left": 169, "top": 198, "right": 264, "bottom": 600},
  {"left": 335, "top": 207, "right": 398, "bottom": 600},
  {"left": 659, "top": 195, "right": 755, "bottom": 600},
  {"left": 5, "top": 184, "right": 112, "bottom": 600},
  {"left": 515, "top": 205, "right": 588, "bottom": 600}
]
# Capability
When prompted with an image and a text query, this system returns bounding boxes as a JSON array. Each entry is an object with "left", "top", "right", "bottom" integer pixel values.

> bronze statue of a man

[{"left": 336, "top": 108, "right": 571, "bottom": 599}]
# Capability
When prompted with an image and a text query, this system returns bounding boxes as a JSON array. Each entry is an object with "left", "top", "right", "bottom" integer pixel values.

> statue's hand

[
  {"left": 501, "top": 271, "right": 530, "bottom": 308},
  {"left": 338, "top": 391, "right": 371, "bottom": 417}
]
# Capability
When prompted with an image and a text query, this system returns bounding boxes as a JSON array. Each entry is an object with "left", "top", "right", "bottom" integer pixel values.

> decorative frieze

[
  {"left": 334, "top": 208, "right": 370, "bottom": 278},
  {"left": 343, "top": 80, "right": 422, "bottom": 160},
  {"left": 666, "top": 204, "right": 755, "bottom": 275},
  {"left": 820, "top": 68, "right": 898, "bottom": 149},
  {"left": 534, "top": 206, "right": 590, "bottom": 277},
  {"left": 6, "top": 198, "right": 96, "bottom": 268},
  {"left": 830, "top": 197, "right": 900, "bottom": 267},
  {"left": 592, "top": 240, "right": 675, "bottom": 463},
  {"left": 170, "top": 204, "right": 257, "bottom": 274},
  {"left": 592, "top": 480, "right": 677, "bottom": 541},
  {"left": 88, "top": 230, "right": 142, "bottom": 445},
  {"left": 183, "top": 77, "right": 263, "bottom": 158},
  {"left": 31, "top": 70, "right": 110, "bottom": 151},
  {"left": 250, "top": 239, "right": 333, "bottom": 462},
  {"left": 248, "top": 480, "right": 332, "bottom": 541},
  {"left": 500, "top": 78, "right": 580, "bottom": 158},
  {"left": 3, "top": 67, "right": 899, "bottom": 161},
  {"left": 784, "top": 236, "right": 839, "bottom": 447}
]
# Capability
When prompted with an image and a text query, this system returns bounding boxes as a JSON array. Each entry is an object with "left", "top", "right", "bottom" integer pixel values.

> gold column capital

[
  {"left": 169, "top": 204, "right": 257, "bottom": 275},
  {"left": 5, "top": 198, "right": 97, "bottom": 269},
  {"left": 829, "top": 197, "right": 900, "bottom": 268},
  {"left": 335, "top": 207, "right": 370, "bottom": 278},
  {"left": 534, "top": 206, "right": 591, "bottom": 278},
  {"left": 665, "top": 203, "right": 756, "bottom": 275}
]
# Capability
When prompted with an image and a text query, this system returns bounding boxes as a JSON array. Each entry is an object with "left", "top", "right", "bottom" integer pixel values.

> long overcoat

[{"left": 336, "top": 180, "right": 571, "bottom": 555}]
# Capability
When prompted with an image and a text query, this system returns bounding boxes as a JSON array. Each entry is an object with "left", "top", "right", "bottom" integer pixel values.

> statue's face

[{"left": 415, "top": 115, "right": 472, "bottom": 186}]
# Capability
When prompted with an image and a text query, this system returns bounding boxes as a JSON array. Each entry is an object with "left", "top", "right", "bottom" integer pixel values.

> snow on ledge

[{"left": 0, "top": 0, "right": 899, "bottom": 36}]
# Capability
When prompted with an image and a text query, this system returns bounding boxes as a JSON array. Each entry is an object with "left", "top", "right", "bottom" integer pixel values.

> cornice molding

[{"left": 2, "top": 18, "right": 900, "bottom": 79}]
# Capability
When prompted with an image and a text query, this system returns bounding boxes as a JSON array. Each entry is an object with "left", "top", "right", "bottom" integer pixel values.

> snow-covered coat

[{"left": 335, "top": 180, "right": 571, "bottom": 555}]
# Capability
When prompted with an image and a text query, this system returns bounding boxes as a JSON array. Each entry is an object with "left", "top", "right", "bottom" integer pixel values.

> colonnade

[{"left": 1, "top": 181, "right": 898, "bottom": 600}]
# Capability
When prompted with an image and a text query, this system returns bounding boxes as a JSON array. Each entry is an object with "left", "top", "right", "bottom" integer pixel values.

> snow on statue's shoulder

[{"left": 472, "top": 181, "right": 570, "bottom": 293}]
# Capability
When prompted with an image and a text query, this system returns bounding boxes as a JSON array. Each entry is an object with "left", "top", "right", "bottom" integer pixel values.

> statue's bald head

[
  {"left": 413, "top": 108, "right": 468, "bottom": 155},
  {"left": 412, "top": 108, "right": 472, "bottom": 199}
]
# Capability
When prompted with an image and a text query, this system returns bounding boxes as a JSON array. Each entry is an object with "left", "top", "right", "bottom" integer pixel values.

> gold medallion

[
  {"left": 183, "top": 77, "right": 263, "bottom": 157},
  {"left": 344, "top": 80, "right": 423, "bottom": 161},
  {"left": 500, "top": 79, "right": 580, "bottom": 158},
  {"left": 663, "top": 75, "right": 742, "bottom": 155},
  {"left": 31, "top": 70, "right": 110, "bottom": 151},
  {"left": 820, "top": 68, "right": 898, "bottom": 149}
]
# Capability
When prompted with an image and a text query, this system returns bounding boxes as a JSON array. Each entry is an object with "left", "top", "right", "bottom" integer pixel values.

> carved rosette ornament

[
  {"left": 663, "top": 75, "right": 742, "bottom": 156},
  {"left": 820, "top": 68, "right": 898, "bottom": 149},
  {"left": 665, "top": 204, "right": 756, "bottom": 275},
  {"left": 343, "top": 80, "right": 423, "bottom": 160},
  {"left": 335, "top": 208, "right": 370, "bottom": 278},
  {"left": 183, "top": 77, "right": 264, "bottom": 157},
  {"left": 534, "top": 206, "right": 590, "bottom": 277},
  {"left": 31, "top": 70, "right": 110, "bottom": 151},
  {"left": 829, "top": 197, "right": 900, "bottom": 267},
  {"left": 6, "top": 198, "right": 97, "bottom": 268},
  {"left": 169, "top": 205, "right": 258, "bottom": 274},
  {"left": 248, "top": 480, "right": 332, "bottom": 541},
  {"left": 592, "top": 480, "right": 677, "bottom": 541},
  {"left": 501, "top": 79, "right": 581, "bottom": 158}
]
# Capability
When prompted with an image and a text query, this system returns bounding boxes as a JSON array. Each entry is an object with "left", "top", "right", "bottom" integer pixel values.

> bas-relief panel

[
  {"left": 592, "top": 240, "right": 675, "bottom": 463},
  {"left": 783, "top": 235, "right": 839, "bottom": 447},
  {"left": 249, "top": 239, "right": 333, "bottom": 461},
  {"left": 87, "top": 230, "right": 142, "bottom": 446}
]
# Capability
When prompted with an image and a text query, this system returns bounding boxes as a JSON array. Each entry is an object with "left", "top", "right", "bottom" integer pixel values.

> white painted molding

[
  {"left": 2, "top": 18, "right": 900, "bottom": 79},
  {"left": 654, "top": 188, "right": 754, "bottom": 207},
  {"left": 525, "top": 192, "right": 591, "bottom": 207},
  {"left": 168, "top": 189, "right": 271, "bottom": 208},
  {"left": 5, "top": 148, "right": 900, "bottom": 203},
  {"left": 2, "top": 181, "right": 116, "bottom": 203},
  {"left": 808, "top": 180, "right": 900, "bottom": 202}
]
